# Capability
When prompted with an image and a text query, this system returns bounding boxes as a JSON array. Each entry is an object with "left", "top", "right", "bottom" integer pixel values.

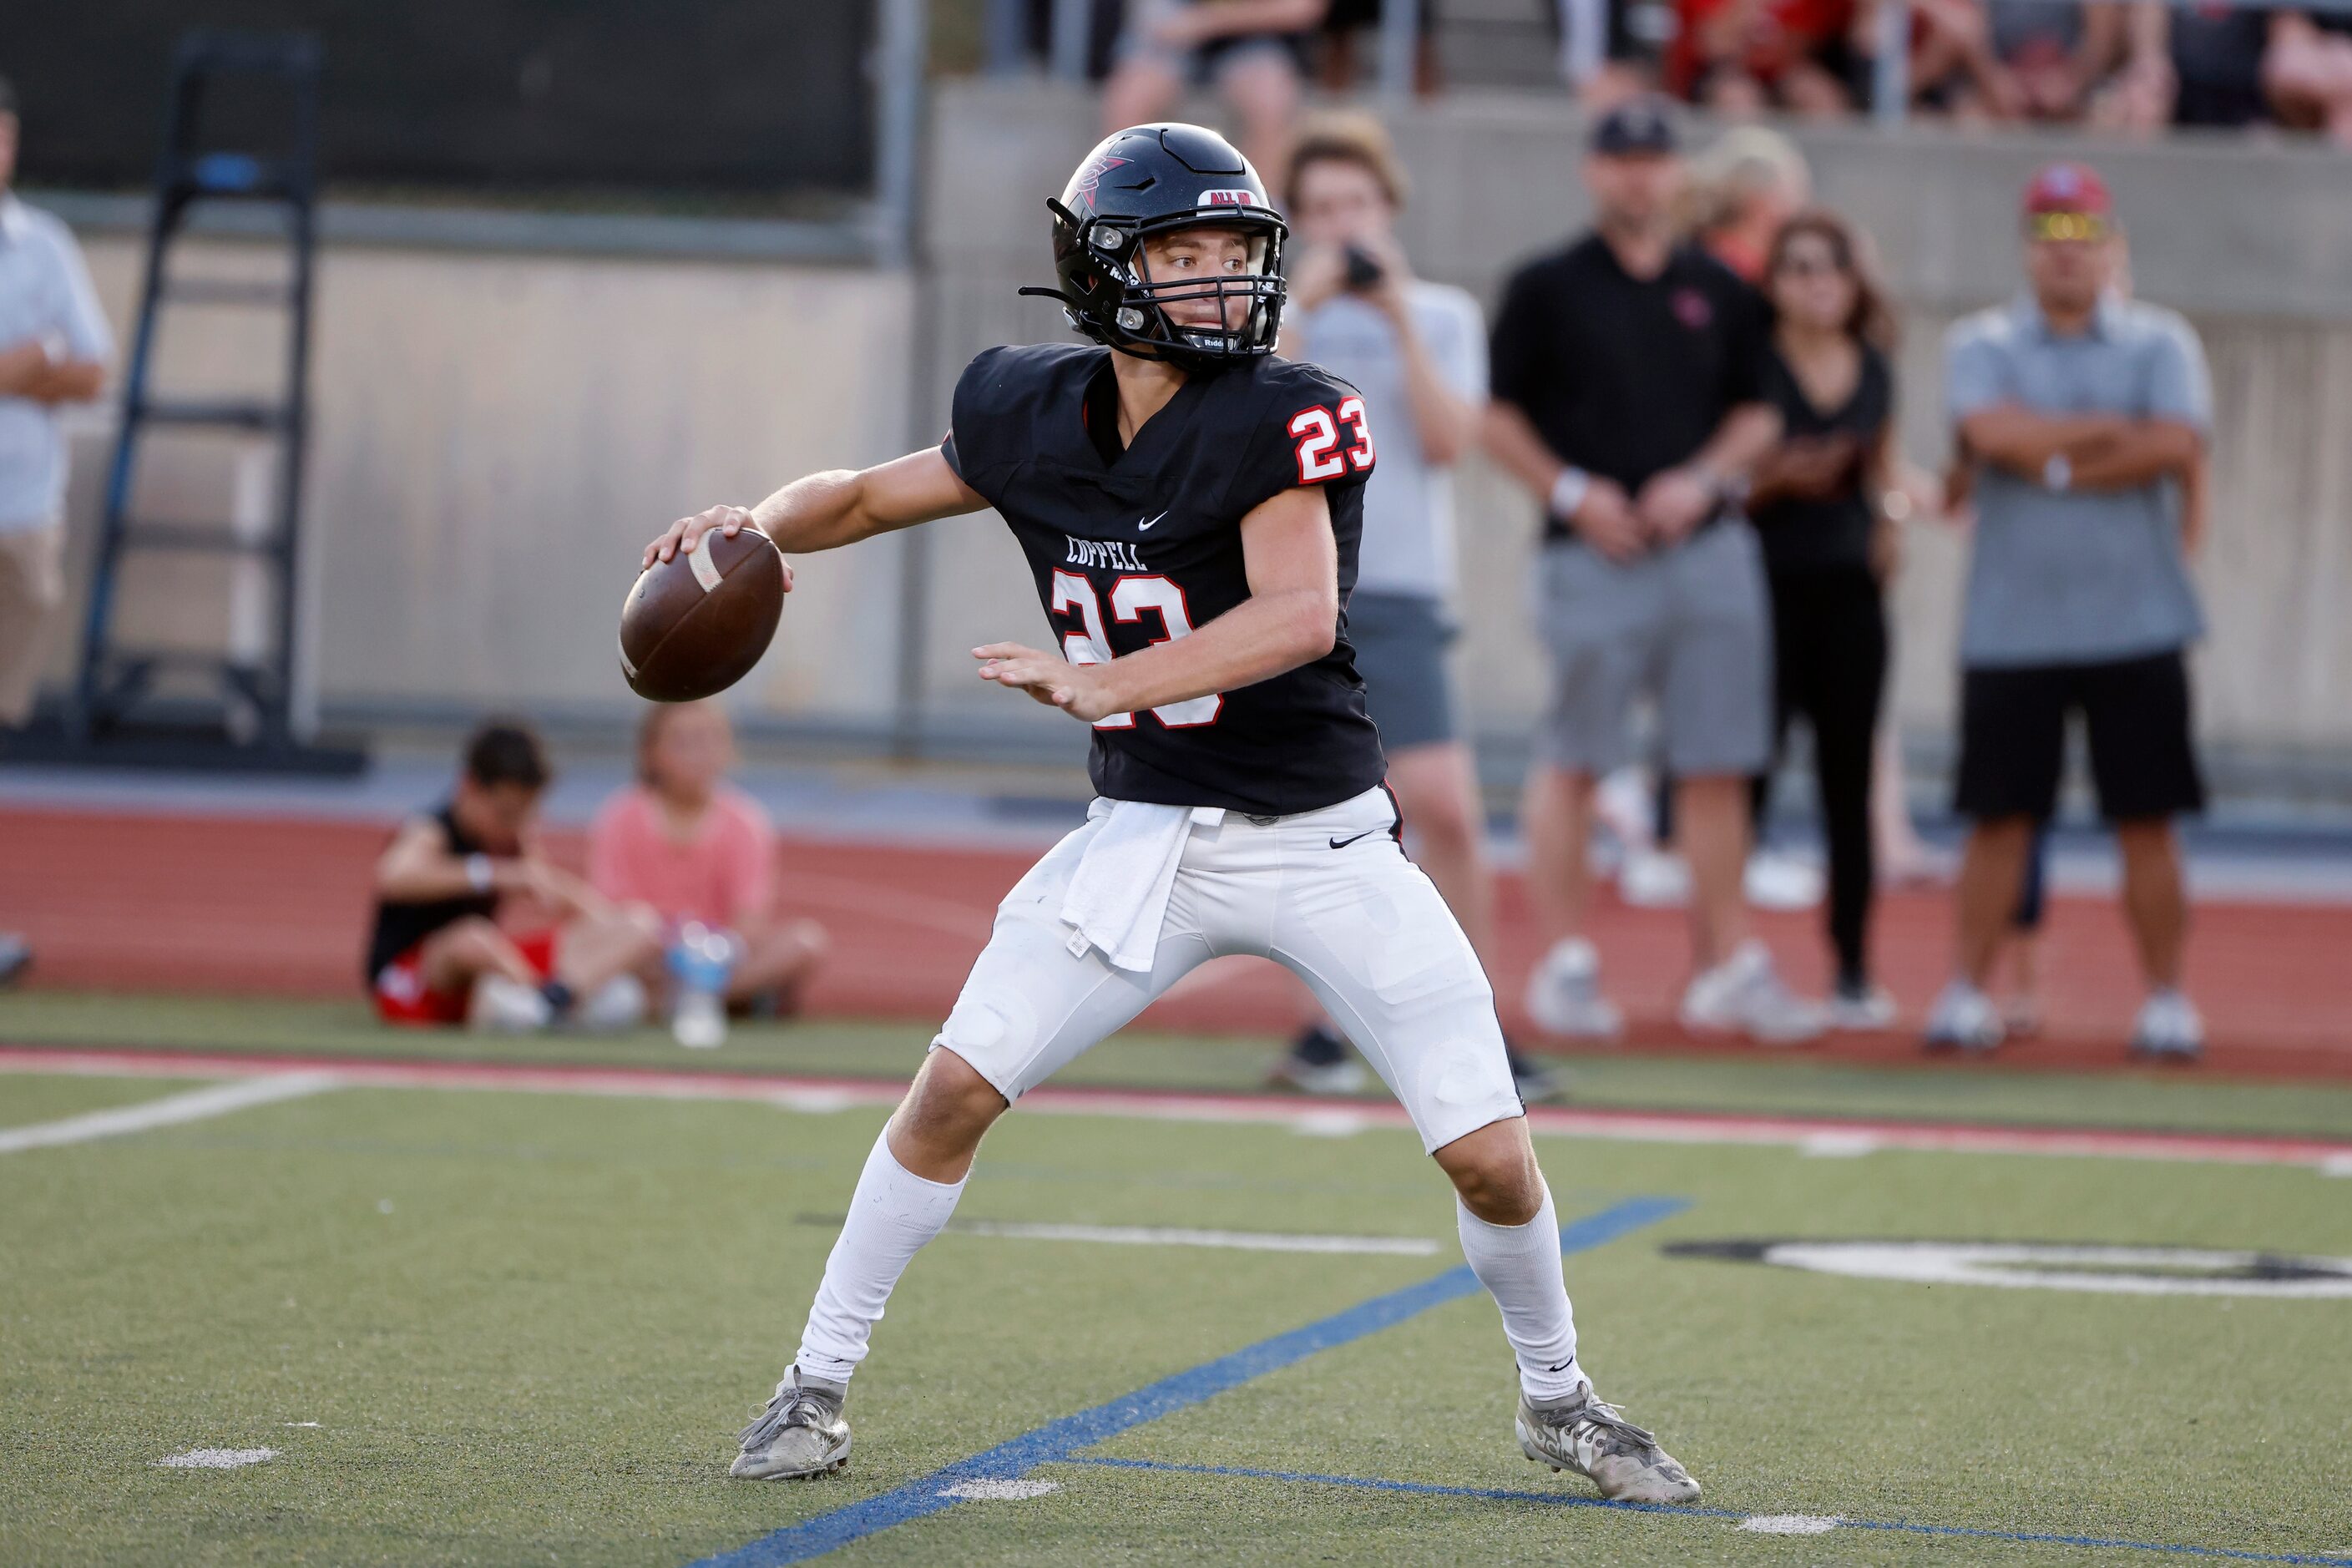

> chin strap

[{"left": 1016, "top": 286, "right": 1077, "bottom": 306}]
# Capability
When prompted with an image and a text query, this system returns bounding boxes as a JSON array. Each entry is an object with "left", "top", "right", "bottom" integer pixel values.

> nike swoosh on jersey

[
  {"left": 1328, "top": 828, "right": 1384, "bottom": 850},
  {"left": 1137, "top": 509, "right": 1170, "bottom": 531}
]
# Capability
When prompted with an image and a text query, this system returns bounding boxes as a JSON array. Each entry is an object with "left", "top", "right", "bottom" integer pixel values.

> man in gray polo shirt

[
  {"left": 0, "top": 75, "right": 114, "bottom": 989},
  {"left": 0, "top": 73, "right": 113, "bottom": 733},
  {"left": 1927, "top": 163, "right": 2209, "bottom": 1060}
]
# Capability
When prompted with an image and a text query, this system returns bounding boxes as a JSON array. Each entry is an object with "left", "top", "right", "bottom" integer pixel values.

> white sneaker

[
  {"left": 1680, "top": 940, "right": 1823, "bottom": 1044},
  {"left": 1523, "top": 938, "right": 1623, "bottom": 1039},
  {"left": 1826, "top": 979, "right": 1899, "bottom": 1031},
  {"left": 732, "top": 1367, "right": 851, "bottom": 1480},
  {"left": 576, "top": 973, "right": 649, "bottom": 1033},
  {"left": 1516, "top": 1387, "right": 1702, "bottom": 1505},
  {"left": 1743, "top": 849, "right": 1824, "bottom": 911},
  {"left": 2130, "top": 990, "right": 2204, "bottom": 1062},
  {"left": 1592, "top": 767, "right": 1657, "bottom": 857},
  {"left": 1923, "top": 979, "right": 2004, "bottom": 1053},
  {"left": 1618, "top": 848, "right": 1691, "bottom": 908},
  {"left": 469, "top": 976, "right": 552, "bottom": 1033}
]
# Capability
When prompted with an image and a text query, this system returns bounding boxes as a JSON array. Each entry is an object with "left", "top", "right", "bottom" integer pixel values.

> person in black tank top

[
  {"left": 366, "top": 721, "right": 660, "bottom": 1030},
  {"left": 1748, "top": 210, "right": 1899, "bottom": 1025}
]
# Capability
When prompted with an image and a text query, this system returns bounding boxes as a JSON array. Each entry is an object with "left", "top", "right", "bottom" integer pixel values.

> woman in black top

[{"left": 1748, "top": 209, "right": 1899, "bottom": 1027}]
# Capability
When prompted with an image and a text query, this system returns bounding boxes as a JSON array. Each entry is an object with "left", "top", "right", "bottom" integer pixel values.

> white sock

[
  {"left": 1457, "top": 1184, "right": 1588, "bottom": 1403},
  {"left": 795, "top": 1130, "right": 967, "bottom": 1385}
]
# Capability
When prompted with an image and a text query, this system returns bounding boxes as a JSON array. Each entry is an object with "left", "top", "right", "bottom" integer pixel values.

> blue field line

[
  {"left": 685, "top": 1194, "right": 1689, "bottom": 1567},
  {"left": 1057, "top": 1456, "right": 2352, "bottom": 1566}
]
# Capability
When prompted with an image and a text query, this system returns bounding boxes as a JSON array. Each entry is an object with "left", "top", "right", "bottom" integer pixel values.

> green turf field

[{"left": 3, "top": 999, "right": 2350, "bottom": 1565}]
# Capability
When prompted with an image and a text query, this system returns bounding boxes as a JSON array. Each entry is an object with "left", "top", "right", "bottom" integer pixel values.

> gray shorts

[
  {"left": 1348, "top": 590, "right": 1460, "bottom": 754},
  {"left": 1531, "top": 524, "right": 1774, "bottom": 777}
]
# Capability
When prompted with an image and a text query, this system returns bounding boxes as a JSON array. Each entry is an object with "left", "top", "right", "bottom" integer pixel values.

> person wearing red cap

[{"left": 1929, "top": 163, "right": 2212, "bottom": 1061}]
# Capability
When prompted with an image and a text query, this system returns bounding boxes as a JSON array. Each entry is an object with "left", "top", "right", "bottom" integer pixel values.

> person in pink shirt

[{"left": 590, "top": 702, "right": 828, "bottom": 1014}]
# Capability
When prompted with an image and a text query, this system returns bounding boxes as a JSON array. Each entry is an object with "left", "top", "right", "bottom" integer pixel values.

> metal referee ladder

[{"left": 69, "top": 30, "right": 345, "bottom": 766}]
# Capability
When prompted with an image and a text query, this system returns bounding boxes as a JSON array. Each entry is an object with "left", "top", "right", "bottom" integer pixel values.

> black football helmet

[{"left": 1020, "top": 124, "right": 1287, "bottom": 369}]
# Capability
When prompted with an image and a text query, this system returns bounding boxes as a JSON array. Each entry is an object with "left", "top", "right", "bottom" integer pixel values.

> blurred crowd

[
  {"left": 1260, "top": 103, "right": 2216, "bottom": 1070},
  {"left": 1020, "top": 0, "right": 2352, "bottom": 145},
  {"left": 0, "top": 59, "right": 2217, "bottom": 1063}
]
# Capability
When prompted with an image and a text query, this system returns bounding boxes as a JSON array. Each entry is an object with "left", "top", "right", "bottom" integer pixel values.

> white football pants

[{"left": 935, "top": 785, "right": 1524, "bottom": 1153}]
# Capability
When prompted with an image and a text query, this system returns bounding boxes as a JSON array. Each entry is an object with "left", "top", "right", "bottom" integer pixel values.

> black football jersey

[{"left": 943, "top": 342, "right": 1388, "bottom": 816}]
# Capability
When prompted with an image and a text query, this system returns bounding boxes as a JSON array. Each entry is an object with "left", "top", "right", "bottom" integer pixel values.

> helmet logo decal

[
  {"left": 1197, "top": 189, "right": 1259, "bottom": 209},
  {"left": 1071, "top": 152, "right": 1131, "bottom": 214}
]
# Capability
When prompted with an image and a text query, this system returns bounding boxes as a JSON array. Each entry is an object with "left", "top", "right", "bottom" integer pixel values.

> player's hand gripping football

[
  {"left": 974, "top": 642, "right": 1120, "bottom": 723},
  {"left": 642, "top": 504, "right": 797, "bottom": 594}
]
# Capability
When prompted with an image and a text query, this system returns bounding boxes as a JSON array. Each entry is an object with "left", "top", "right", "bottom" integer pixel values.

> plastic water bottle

[{"left": 668, "top": 923, "right": 736, "bottom": 1050}]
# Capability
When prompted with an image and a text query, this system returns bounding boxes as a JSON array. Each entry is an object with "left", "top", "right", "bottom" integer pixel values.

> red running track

[{"left": 4, "top": 805, "right": 2350, "bottom": 1078}]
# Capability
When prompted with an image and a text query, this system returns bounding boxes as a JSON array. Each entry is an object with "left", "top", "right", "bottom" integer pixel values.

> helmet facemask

[{"left": 1040, "top": 200, "right": 1288, "bottom": 369}]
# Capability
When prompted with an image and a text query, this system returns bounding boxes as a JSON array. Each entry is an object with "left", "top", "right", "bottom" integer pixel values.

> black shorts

[{"left": 1955, "top": 651, "right": 2205, "bottom": 824}]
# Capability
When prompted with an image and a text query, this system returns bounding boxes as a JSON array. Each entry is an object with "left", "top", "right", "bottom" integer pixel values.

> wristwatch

[{"left": 1549, "top": 467, "right": 1592, "bottom": 522}]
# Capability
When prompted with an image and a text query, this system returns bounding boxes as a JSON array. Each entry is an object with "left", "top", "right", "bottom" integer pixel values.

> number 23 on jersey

[
  {"left": 1050, "top": 572, "right": 1222, "bottom": 730},
  {"left": 1288, "top": 396, "right": 1375, "bottom": 483}
]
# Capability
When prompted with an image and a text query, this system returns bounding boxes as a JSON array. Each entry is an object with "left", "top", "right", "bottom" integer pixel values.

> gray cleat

[
  {"left": 1516, "top": 1387, "right": 1702, "bottom": 1505},
  {"left": 731, "top": 1366, "right": 852, "bottom": 1479}
]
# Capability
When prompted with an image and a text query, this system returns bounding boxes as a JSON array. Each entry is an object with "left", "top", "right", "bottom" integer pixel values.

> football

[{"left": 616, "top": 524, "right": 787, "bottom": 701}]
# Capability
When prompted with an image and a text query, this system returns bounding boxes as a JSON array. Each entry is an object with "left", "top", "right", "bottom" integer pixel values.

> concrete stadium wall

[
  {"left": 44, "top": 231, "right": 916, "bottom": 732},
  {"left": 30, "top": 83, "right": 2352, "bottom": 791},
  {"left": 913, "top": 80, "right": 2352, "bottom": 787}
]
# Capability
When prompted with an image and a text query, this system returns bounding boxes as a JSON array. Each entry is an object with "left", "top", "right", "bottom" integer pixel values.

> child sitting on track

[
  {"left": 367, "top": 719, "right": 660, "bottom": 1032},
  {"left": 589, "top": 701, "right": 828, "bottom": 1018}
]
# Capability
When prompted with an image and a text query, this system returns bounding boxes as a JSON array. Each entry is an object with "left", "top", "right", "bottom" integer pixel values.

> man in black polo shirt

[{"left": 1486, "top": 99, "right": 1818, "bottom": 1046}]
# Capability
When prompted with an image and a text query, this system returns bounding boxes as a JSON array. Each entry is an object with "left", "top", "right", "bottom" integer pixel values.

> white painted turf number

[
  {"left": 156, "top": 1448, "right": 276, "bottom": 1469},
  {"left": 938, "top": 1479, "right": 1060, "bottom": 1500},
  {"left": 1738, "top": 1515, "right": 1841, "bottom": 1535}
]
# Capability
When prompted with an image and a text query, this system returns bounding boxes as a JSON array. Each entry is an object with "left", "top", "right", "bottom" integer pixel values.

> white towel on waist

[{"left": 1059, "top": 799, "right": 1225, "bottom": 974}]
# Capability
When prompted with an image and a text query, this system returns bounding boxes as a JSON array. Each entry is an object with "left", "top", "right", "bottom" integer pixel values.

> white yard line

[
  {"left": 0, "top": 1072, "right": 341, "bottom": 1155},
  {"left": 948, "top": 1219, "right": 1440, "bottom": 1256},
  {"left": 155, "top": 1447, "right": 277, "bottom": 1470},
  {"left": 5, "top": 1047, "right": 2351, "bottom": 1172}
]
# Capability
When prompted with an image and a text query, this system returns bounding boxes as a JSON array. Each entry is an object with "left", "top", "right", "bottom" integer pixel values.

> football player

[{"left": 642, "top": 123, "right": 1700, "bottom": 1505}]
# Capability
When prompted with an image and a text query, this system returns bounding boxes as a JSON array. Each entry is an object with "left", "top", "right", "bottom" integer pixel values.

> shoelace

[
  {"left": 739, "top": 1384, "right": 834, "bottom": 1452},
  {"left": 1545, "top": 1396, "right": 1658, "bottom": 1453}
]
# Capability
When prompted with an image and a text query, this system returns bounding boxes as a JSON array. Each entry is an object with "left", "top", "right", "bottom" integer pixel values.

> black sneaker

[{"left": 1267, "top": 1024, "right": 1368, "bottom": 1094}]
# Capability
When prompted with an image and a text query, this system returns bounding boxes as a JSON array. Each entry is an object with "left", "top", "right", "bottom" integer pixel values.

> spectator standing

[
  {"left": 1928, "top": 163, "right": 2211, "bottom": 1060},
  {"left": 1100, "top": 0, "right": 1331, "bottom": 181},
  {"left": 1264, "top": 114, "right": 1561, "bottom": 1103},
  {"left": 1685, "top": 126, "right": 1812, "bottom": 285},
  {"left": 0, "top": 74, "right": 114, "bottom": 989},
  {"left": 1485, "top": 97, "right": 1817, "bottom": 1045},
  {"left": 367, "top": 721, "right": 660, "bottom": 1032},
  {"left": 589, "top": 701, "right": 830, "bottom": 1019},
  {"left": 1748, "top": 209, "right": 1900, "bottom": 1028}
]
